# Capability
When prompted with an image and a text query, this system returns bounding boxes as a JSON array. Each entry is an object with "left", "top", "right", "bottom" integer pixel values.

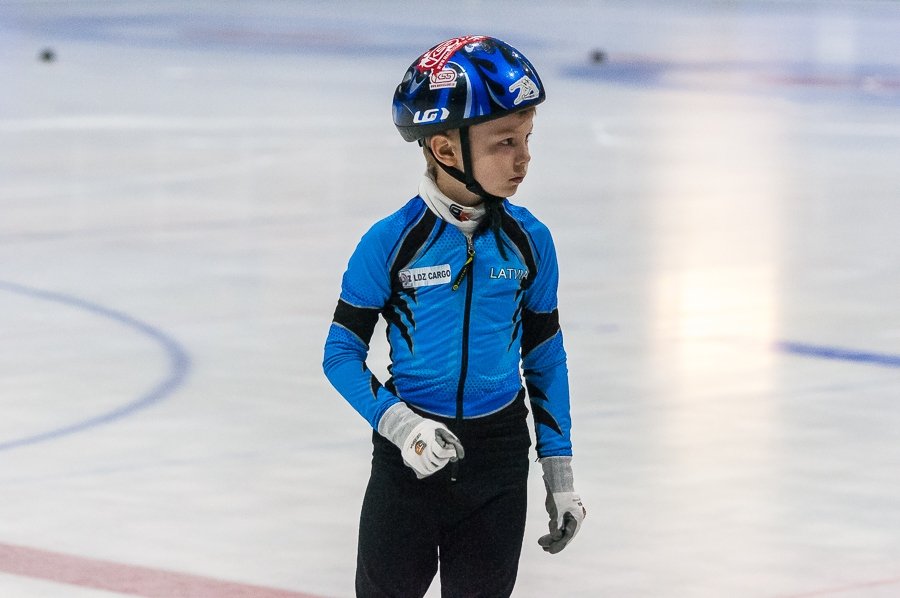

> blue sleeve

[
  {"left": 521, "top": 222, "right": 573, "bottom": 458},
  {"left": 322, "top": 223, "right": 401, "bottom": 429}
]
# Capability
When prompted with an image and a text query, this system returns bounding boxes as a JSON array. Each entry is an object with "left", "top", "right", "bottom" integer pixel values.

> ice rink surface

[{"left": 2, "top": 1, "right": 899, "bottom": 596}]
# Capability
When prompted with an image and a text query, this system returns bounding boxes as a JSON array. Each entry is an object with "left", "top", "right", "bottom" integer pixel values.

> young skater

[{"left": 323, "top": 35, "right": 585, "bottom": 597}]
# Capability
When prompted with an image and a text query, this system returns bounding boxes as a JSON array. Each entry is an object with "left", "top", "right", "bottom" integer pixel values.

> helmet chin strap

[{"left": 428, "top": 126, "right": 506, "bottom": 204}]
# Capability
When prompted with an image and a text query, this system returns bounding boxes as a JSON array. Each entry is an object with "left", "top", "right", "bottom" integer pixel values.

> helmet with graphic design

[{"left": 392, "top": 35, "right": 546, "bottom": 142}]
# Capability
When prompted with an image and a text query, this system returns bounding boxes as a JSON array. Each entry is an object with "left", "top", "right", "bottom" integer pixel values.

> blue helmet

[{"left": 392, "top": 36, "right": 546, "bottom": 142}]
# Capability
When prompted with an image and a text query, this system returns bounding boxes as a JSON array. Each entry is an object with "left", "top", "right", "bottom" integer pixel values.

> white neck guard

[{"left": 418, "top": 172, "right": 485, "bottom": 235}]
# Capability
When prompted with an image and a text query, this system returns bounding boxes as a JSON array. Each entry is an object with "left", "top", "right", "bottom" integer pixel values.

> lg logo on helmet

[{"left": 413, "top": 107, "right": 450, "bottom": 124}]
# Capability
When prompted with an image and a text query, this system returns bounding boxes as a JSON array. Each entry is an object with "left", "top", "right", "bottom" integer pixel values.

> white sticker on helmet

[
  {"left": 429, "top": 68, "right": 458, "bottom": 90},
  {"left": 510, "top": 75, "right": 540, "bottom": 105}
]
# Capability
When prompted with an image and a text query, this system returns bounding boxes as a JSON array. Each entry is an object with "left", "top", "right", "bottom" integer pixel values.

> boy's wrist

[
  {"left": 377, "top": 402, "right": 423, "bottom": 449},
  {"left": 539, "top": 455, "right": 575, "bottom": 493}
]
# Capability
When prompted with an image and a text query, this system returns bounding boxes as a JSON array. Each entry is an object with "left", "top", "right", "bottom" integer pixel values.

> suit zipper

[
  {"left": 451, "top": 237, "right": 475, "bottom": 291},
  {"left": 450, "top": 235, "right": 475, "bottom": 482}
]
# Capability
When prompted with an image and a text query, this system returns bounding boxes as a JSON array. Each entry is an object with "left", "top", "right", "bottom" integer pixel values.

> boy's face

[{"left": 468, "top": 109, "right": 535, "bottom": 199}]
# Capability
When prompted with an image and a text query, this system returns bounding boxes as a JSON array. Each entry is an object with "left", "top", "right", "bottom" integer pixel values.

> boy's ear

[{"left": 428, "top": 133, "right": 459, "bottom": 169}]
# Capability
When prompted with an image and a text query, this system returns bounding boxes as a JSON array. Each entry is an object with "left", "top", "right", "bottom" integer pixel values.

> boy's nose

[{"left": 517, "top": 144, "right": 531, "bottom": 165}]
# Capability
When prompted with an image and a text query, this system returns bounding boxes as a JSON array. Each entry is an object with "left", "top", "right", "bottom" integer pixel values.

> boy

[{"left": 323, "top": 36, "right": 585, "bottom": 597}]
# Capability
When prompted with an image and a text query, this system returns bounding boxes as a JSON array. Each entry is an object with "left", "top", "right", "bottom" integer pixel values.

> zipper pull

[{"left": 451, "top": 238, "right": 475, "bottom": 291}]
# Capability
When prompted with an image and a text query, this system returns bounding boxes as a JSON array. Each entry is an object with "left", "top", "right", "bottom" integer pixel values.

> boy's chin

[{"left": 499, "top": 184, "right": 521, "bottom": 198}]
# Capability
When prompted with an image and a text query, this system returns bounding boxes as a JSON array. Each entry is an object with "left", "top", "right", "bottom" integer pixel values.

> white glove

[
  {"left": 538, "top": 456, "right": 586, "bottom": 554},
  {"left": 378, "top": 403, "right": 465, "bottom": 479}
]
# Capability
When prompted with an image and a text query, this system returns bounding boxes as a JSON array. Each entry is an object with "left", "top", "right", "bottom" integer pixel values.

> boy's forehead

[{"left": 477, "top": 110, "right": 535, "bottom": 134}]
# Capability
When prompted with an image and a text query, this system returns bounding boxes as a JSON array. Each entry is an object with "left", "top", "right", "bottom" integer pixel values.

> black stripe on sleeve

[
  {"left": 369, "top": 372, "right": 383, "bottom": 400},
  {"left": 521, "top": 308, "right": 560, "bottom": 358},
  {"left": 332, "top": 299, "right": 380, "bottom": 347},
  {"left": 525, "top": 380, "right": 562, "bottom": 435}
]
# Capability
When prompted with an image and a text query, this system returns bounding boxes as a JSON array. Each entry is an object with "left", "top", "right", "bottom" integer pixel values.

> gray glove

[
  {"left": 378, "top": 402, "right": 464, "bottom": 478},
  {"left": 538, "top": 456, "right": 586, "bottom": 554}
]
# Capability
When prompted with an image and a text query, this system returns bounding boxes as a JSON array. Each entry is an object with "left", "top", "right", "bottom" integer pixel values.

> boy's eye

[{"left": 498, "top": 133, "right": 531, "bottom": 146}]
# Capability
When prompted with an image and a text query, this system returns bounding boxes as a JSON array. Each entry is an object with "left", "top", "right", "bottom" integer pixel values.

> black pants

[{"left": 356, "top": 399, "right": 531, "bottom": 598}]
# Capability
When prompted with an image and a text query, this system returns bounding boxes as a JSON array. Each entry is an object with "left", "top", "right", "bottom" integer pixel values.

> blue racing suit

[{"left": 323, "top": 195, "right": 572, "bottom": 458}]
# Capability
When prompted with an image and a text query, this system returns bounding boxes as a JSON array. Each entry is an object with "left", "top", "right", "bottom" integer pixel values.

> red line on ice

[{"left": 0, "top": 542, "right": 326, "bottom": 598}]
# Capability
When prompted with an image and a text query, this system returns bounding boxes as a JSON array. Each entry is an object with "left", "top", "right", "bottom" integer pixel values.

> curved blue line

[
  {"left": 0, "top": 280, "right": 190, "bottom": 452},
  {"left": 777, "top": 340, "right": 900, "bottom": 369}
]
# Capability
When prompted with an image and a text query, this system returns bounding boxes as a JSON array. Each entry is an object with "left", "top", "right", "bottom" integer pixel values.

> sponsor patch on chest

[{"left": 399, "top": 264, "right": 453, "bottom": 289}]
